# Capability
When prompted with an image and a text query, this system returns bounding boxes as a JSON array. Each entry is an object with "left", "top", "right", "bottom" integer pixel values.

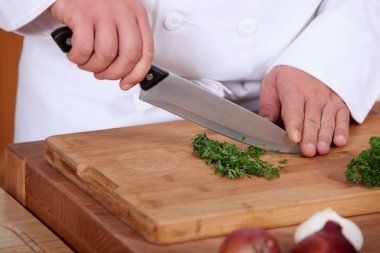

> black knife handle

[
  {"left": 51, "top": 26, "right": 72, "bottom": 53},
  {"left": 140, "top": 65, "right": 169, "bottom": 90},
  {"left": 51, "top": 26, "right": 169, "bottom": 90}
]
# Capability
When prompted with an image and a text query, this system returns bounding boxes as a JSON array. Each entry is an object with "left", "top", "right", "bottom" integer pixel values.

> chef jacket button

[
  {"left": 237, "top": 18, "right": 257, "bottom": 37},
  {"left": 163, "top": 12, "right": 184, "bottom": 31}
]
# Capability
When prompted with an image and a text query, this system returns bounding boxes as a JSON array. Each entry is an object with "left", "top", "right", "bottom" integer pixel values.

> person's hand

[
  {"left": 259, "top": 66, "right": 350, "bottom": 157},
  {"left": 49, "top": 0, "right": 153, "bottom": 90}
]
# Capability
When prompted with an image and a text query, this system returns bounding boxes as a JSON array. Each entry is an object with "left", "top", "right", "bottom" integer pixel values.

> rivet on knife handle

[
  {"left": 140, "top": 65, "right": 169, "bottom": 91},
  {"left": 51, "top": 26, "right": 169, "bottom": 90}
]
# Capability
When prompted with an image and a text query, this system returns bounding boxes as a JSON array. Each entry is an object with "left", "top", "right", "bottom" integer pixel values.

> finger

[
  {"left": 68, "top": 21, "right": 95, "bottom": 65},
  {"left": 119, "top": 9, "right": 154, "bottom": 90},
  {"left": 259, "top": 72, "right": 281, "bottom": 122},
  {"left": 279, "top": 90, "right": 304, "bottom": 144},
  {"left": 333, "top": 106, "right": 350, "bottom": 147},
  {"left": 95, "top": 17, "right": 143, "bottom": 81},
  {"left": 316, "top": 104, "right": 336, "bottom": 155},
  {"left": 300, "top": 99, "right": 323, "bottom": 157},
  {"left": 79, "top": 18, "right": 118, "bottom": 73}
]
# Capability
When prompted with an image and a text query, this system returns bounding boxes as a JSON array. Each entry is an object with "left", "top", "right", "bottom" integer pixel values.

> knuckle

[
  {"left": 125, "top": 48, "right": 142, "bottom": 63},
  {"left": 76, "top": 44, "right": 93, "bottom": 58},
  {"left": 304, "top": 116, "right": 320, "bottom": 130},
  {"left": 321, "top": 119, "right": 334, "bottom": 131},
  {"left": 97, "top": 47, "right": 118, "bottom": 62}
]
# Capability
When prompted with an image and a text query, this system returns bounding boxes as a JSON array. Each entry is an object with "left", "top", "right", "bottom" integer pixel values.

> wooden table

[
  {"left": 0, "top": 188, "right": 72, "bottom": 252},
  {"left": 3, "top": 124, "right": 380, "bottom": 251}
]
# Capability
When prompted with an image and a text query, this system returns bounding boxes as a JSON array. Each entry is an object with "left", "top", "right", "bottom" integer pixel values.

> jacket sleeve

[
  {"left": 0, "top": 0, "right": 61, "bottom": 36},
  {"left": 271, "top": 0, "right": 380, "bottom": 123}
]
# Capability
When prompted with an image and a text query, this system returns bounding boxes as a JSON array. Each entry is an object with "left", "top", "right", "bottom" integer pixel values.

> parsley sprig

[
  {"left": 192, "top": 133, "right": 280, "bottom": 180},
  {"left": 345, "top": 136, "right": 380, "bottom": 187}
]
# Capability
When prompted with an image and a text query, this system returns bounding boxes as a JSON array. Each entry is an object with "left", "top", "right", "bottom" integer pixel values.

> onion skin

[
  {"left": 291, "top": 221, "right": 357, "bottom": 253},
  {"left": 294, "top": 208, "right": 363, "bottom": 251},
  {"left": 219, "top": 227, "right": 283, "bottom": 253}
]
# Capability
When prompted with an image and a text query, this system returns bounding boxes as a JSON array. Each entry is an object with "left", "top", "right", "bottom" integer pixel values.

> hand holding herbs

[
  {"left": 345, "top": 136, "right": 380, "bottom": 187},
  {"left": 192, "top": 133, "right": 281, "bottom": 179}
]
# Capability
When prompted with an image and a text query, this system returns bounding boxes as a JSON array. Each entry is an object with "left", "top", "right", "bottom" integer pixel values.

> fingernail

[
  {"left": 334, "top": 134, "right": 347, "bottom": 146},
  {"left": 317, "top": 141, "right": 330, "bottom": 154},
  {"left": 290, "top": 130, "right": 302, "bottom": 143},
  {"left": 121, "top": 83, "right": 133, "bottom": 91},
  {"left": 305, "top": 143, "right": 316, "bottom": 156}
]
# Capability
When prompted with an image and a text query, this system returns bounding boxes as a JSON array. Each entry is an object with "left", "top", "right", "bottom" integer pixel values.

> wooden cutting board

[
  {"left": 44, "top": 109, "right": 380, "bottom": 244},
  {"left": 6, "top": 141, "right": 380, "bottom": 253}
]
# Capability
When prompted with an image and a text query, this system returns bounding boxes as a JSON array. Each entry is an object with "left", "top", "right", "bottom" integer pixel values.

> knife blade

[{"left": 51, "top": 26, "right": 300, "bottom": 153}]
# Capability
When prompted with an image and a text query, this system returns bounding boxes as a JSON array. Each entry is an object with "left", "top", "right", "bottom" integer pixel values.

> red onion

[
  {"left": 291, "top": 220, "right": 357, "bottom": 253},
  {"left": 219, "top": 227, "right": 284, "bottom": 253}
]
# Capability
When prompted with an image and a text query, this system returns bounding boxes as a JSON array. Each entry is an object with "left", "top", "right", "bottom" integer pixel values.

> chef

[{"left": 1, "top": 0, "right": 379, "bottom": 157}]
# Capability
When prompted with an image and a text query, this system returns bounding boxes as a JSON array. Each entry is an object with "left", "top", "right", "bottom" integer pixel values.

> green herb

[
  {"left": 345, "top": 136, "right": 380, "bottom": 187},
  {"left": 278, "top": 159, "right": 288, "bottom": 164},
  {"left": 192, "top": 133, "right": 280, "bottom": 180}
]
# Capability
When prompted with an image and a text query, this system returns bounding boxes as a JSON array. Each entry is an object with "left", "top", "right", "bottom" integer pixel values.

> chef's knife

[{"left": 51, "top": 26, "right": 300, "bottom": 153}]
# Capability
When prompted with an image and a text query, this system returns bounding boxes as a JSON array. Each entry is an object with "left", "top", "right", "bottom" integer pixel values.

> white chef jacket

[{"left": 1, "top": 0, "right": 380, "bottom": 142}]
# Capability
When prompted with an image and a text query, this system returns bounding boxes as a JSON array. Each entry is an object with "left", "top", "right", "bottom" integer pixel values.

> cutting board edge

[
  {"left": 150, "top": 189, "right": 380, "bottom": 244},
  {"left": 44, "top": 140, "right": 164, "bottom": 243}
]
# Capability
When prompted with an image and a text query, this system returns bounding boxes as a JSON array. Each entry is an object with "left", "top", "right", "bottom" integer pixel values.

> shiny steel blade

[
  {"left": 139, "top": 68, "right": 300, "bottom": 153},
  {"left": 49, "top": 27, "right": 299, "bottom": 152}
]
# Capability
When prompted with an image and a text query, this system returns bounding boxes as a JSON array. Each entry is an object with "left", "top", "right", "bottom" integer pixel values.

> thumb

[{"left": 259, "top": 71, "right": 281, "bottom": 123}]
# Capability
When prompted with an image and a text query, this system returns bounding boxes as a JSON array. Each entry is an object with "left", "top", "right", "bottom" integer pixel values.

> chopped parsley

[
  {"left": 192, "top": 133, "right": 280, "bottom": 180},
  {"left": 345, "top": 136, "right": 380, "bottom": 187}
]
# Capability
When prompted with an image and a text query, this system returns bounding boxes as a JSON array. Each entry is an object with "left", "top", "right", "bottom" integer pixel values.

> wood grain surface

[
  {"left": 4, "top": 143, "right": 294, "bottom": 253},
  {"left": 0, "top": 188, "right": 72, "bottom": 252},
  {"left": 44, "top": 104, "right": 380, "bottom": 244},
  {"left": 4, "top": 142, "right": 380, "bottom": 253},
  {"left": 3, "top": 141, "right": 43, "bottom": 205}
]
